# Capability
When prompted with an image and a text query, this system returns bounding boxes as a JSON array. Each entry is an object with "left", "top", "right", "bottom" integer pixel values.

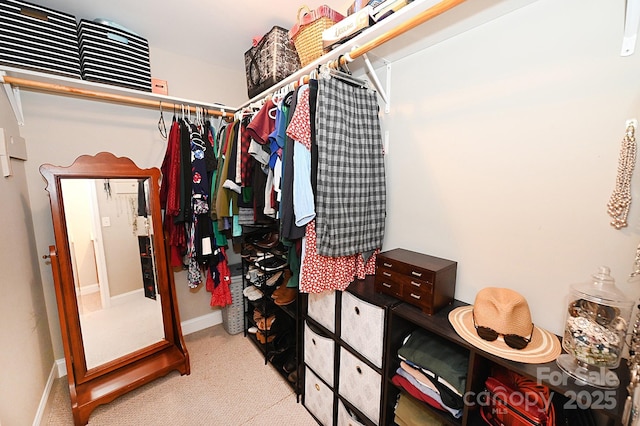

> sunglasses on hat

[{"left": 472, "top": 311, "right": 534, "bottom": 350}]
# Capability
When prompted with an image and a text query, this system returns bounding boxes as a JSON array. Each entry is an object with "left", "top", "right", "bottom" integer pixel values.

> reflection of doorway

[
  {"left": 62, "top": 180, "right": 111, "bottom": 311},
  {"left": 88, "top": 181, "right": 111, "bottom": 309}
]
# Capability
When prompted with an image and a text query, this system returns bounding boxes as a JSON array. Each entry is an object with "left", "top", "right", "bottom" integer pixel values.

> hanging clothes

[
  {"left": 160, "top": 118, "right": 187, "bottom": 268},
  {"left": 314, "top": 77, "right": 386, "bottom": 257}
]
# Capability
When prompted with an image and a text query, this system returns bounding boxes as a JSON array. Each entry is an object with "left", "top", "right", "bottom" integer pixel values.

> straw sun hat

[{"left": 448, "top": 287, "right": 561, "bottom": 364}]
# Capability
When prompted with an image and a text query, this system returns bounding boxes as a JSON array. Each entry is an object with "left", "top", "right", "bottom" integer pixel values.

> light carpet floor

[{"left": 44, "top": 324, "right": 317, "bottom": 425}]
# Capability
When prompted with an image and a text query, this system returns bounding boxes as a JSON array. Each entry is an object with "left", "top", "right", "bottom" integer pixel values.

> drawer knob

[
  {"left": 383, "top": 262, "right": 392, "bottom": 267},
  {"left": 354, "top": 306, "right": 360, "bottom": 315},
  {"left": 356, "top": 366, "right": 362, "bottom": 375},
  {"left": 382, "top": 282, "right": 392, "bottom": 288},
  {"left": 410, "top": 281, "right": 421, "bottom": 287},
  {"left": 315, "top": 383, "right": 320, "bottom": 391},
  {"left": 411, "top": 271, "right": 423, "bottom": 277},
  {"left": 410, "top": 293, "right": 421, "bottom": 300},
  {"left": 383, "top": 271, "right": 391, "bottom": 277}
]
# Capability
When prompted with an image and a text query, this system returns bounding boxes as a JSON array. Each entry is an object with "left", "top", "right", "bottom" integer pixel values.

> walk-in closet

[{"left": 2, "top": 0, "right": 640, "bottom": 425}]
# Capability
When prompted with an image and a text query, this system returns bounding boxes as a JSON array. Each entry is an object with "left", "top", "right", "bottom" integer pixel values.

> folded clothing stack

[{"left": 393, "top": 329, "right": 469, "bottom": 420}]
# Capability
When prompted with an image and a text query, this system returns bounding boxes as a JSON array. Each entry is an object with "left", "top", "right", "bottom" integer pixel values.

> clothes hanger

[
  {"left": 158, "top": 101, "right": 167, "bottom": 140},
  {"left": 320, "top": 59, "right": 368, "bottom": 88}
]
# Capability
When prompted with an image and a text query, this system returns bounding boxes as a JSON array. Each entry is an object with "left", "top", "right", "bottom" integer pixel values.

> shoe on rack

[
  {"left": 271, "top": 270, "right": 292, "bottom": 300},
  {"left": 247, "top": 326, "right": 258, "bottom": 334},
  {"left": 283, "top": 357, "right": 297, "bottom": 374},
  {"left": 254, "top": 231, "right": 280, "bottom": 249},
  {"left": 270, "top": 242, "right": 288, "bottom": 256},
  {"left": 265, "top": 270, "right": 284, "bottom": 287},
  {"left": 255, "top": 255, "right": 288, "bottom": 272},
  {"left": 243, "top": 285, "right": 263, "bottom": 301},
  {"left": 274, "top": 286, "right": 297, "bottom": 306},
  {"left": 244, "top": 230, "right": 273, "bottom": 245},
  {"left": 256, "top": 330, "right": 276, "bottom": 344},
  {"left": 257, "top": 314, "right": 276, "bottom": 331}
]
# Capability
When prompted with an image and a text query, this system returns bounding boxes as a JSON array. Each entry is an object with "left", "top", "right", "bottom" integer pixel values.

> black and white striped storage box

[
  {"left": 0, "top": 0, "right": 81, "bottom": 77},
  {"left": 77, "top": 19, "right": 151, "bottom": 92}
]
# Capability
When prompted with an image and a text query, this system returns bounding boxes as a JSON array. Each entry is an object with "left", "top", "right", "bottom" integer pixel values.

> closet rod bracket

[
  {"left": 0, "top": 72, "right": 25, "bottom": 126},
  {"left": 361, "top": 53, "right": 390, "bottom": 114}
]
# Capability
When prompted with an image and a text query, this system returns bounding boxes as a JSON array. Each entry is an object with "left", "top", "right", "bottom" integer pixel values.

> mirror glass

[{"left": 60, "top": 178, "right": 165, "bottom": 369}]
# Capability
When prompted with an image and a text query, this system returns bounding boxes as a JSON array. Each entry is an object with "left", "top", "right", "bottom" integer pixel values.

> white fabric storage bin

[
  {"left": 304, "top": 321, "right": 335, "bottom": 387},
  {"left": 337, "top": 398, "right": 367, "bottom": 426},
  {"left": 0, "top": 0, "right": 81, "bottom": 77},
  {"left": 304, "top": 367, "right": 334, "bottom": 426},
  {"left": 341, "top": 290, "right": 385, "bottom": 368},
  {"left": 338, "top": 347, "right": 382, "bottom": 425},
  {"left": 307, "top": 289, "right": 336, "bottom": 333}
]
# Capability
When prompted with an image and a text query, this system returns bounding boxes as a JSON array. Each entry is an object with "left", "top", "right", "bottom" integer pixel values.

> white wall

[
  {"left": 0, "top": 94, "right": 54, "bottom": 425},
  {"left": 382, "top": 0, "right": 640, "bottom": 335}
]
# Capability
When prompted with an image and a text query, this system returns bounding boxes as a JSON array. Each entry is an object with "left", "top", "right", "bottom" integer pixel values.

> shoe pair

[
  {"left": 243, "top": 285, "right": 263, "bottom": 301},
  {"left": 256, "top": 314, "right": 276, "bottom": 331},
  {"left": 255, "top": 255, "right": 288, "bottom": 272},
  {"left": 265, "top": 270, "right": 284, "bottom": 287},
  {"left": 256, "top": 330, "right": 275, "bottom": 344},
  {"left": 271, "top": 271, "right": 297, "bottom": 306},
  {"left": 253, "top": 231, "right": 280, "bottom": 249}
]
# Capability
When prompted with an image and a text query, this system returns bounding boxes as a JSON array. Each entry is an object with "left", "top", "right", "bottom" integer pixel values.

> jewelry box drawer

[
  {"left": 377, "top": 257, "right": 435, "bottom": 282},
  {"left": 338, "top": 347, "right": 382, "bottom": 425},
  {"left": 304, "top": 367, "right": 334, "bottom": 426},
  {"left": 374, "top": 267, "right": 403, "bottom": 298},
  {"left": 341, "top": 290, "right": 385, "bottom": 368},
  {"left": 307, "top": 290, "right": 336, "bottom": 333},
  {"left": 304, "top": 321, "right": 335, "bottom": 387}
]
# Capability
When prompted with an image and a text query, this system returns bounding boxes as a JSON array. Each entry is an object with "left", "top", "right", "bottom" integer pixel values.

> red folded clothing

[{"left": 391, "top": 374, "right": 447, "bottom": 413}]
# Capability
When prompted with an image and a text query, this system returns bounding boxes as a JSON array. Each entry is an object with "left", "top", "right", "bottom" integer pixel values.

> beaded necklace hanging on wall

[{"left": 607, "top": 121, "right": 636, "bottom": 230}]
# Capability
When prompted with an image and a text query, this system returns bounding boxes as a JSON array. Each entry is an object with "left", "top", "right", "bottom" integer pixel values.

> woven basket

[{"left": 290, "top": 5, "right": 344, "bottom": 67}]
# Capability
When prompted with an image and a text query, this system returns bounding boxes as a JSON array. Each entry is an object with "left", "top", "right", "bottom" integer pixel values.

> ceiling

[{"left": 35, "top": 0, "right": 352, "bottom": 71}]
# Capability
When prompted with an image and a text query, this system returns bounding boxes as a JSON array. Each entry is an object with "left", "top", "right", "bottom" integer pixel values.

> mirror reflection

[{"left": 61, "top": 178, "right": 165, "bottom": 369}]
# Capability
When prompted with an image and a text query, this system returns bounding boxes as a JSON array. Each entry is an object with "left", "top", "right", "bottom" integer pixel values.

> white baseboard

[
  {"left": 77, "top": 283, "right": 99, "bottom": 296},
  {"left": 32, "top": 361, "right": 60, "bottom": 426},
  {"left": 180, "top": 310, "right": 223, "bottom": 336},
  {"left": 52, "top": 310, "right": 223, "bottom": 379}
]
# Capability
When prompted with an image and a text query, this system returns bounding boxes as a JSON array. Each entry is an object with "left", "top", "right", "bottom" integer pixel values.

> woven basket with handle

[{"left": 289, "top": 5, "right": 344, "bottom": 66}]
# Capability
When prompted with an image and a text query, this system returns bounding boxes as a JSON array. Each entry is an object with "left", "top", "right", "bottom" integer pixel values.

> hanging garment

[
  {"left": 299, "top": 220, "right": 377, "bottom": 293},
  {"left": 176, "top": 119, "right": 193, "bottom": 223},
  {"left": 314, "top": 77, "right": 386, "bottom": 257},
  {"left": 160, "top": 118, "right": 186, "bottom": 267},
  {"left": 286, "top": 85, "right": 315, "bottom": 228},
  {"left": 280, "top": 87, "right": 306, "bottom": 241}
]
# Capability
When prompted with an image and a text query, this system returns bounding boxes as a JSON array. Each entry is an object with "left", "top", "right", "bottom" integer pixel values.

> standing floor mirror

[{"left": 40, "top": 152, "right": 190, "bottom": 425}]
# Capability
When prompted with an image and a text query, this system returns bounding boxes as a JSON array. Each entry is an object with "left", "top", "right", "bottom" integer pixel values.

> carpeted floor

[{"left": 44, "top": 324, "right": 317, "bottom": 425}]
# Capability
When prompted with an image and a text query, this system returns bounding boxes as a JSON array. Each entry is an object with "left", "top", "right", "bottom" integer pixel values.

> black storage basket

[
  {"left": 244, "top": 26, "right": 300, "bottom": 99},
  {"left": 77, "top": 19, "right": 151, "bottom": 92},
  {"left": 0, "top": 0, "right": 81, "bottom": 77}
]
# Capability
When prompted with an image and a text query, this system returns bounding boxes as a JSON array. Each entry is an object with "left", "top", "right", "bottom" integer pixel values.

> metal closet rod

[
  {"left": 240, "top": 0, "right": 465, "bottom": 106},
  {"left": 2, "top": 75, "right": 235, "bottom": 119}
]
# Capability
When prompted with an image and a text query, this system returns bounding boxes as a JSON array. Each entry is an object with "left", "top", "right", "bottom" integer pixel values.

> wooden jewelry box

[{"left": 374, "top": 248, "right": 457, "bottom": 314}]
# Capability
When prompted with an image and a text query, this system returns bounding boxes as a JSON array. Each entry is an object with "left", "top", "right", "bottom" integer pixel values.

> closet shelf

[
  {"left": 0, "top": 65, "right": 235, "bottom": 126},
  {"left": 235, "top": 0, "right": 537, "bottom": 109}
]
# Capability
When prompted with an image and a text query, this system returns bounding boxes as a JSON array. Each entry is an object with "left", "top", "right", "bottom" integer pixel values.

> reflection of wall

[
  {"left": 95, "top": 179, "right": 144, "bottom": 297},
  {"left": 61, "top": 180, "right": 98, "bottom": 291}
]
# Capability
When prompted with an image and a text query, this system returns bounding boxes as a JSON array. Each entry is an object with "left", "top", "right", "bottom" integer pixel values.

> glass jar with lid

[{"left": 557, "top": 266, "right": 633, "bottom": 388}]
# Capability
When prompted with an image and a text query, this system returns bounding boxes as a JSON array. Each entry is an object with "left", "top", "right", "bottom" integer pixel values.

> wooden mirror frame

[{"left": 40, "top": 152, "right": 189, "bottom": 425}]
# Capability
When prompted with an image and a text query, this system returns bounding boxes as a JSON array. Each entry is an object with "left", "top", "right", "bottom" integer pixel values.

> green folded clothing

[{"left": 397, "top": 329, "right": 468, "bottom": 395}]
